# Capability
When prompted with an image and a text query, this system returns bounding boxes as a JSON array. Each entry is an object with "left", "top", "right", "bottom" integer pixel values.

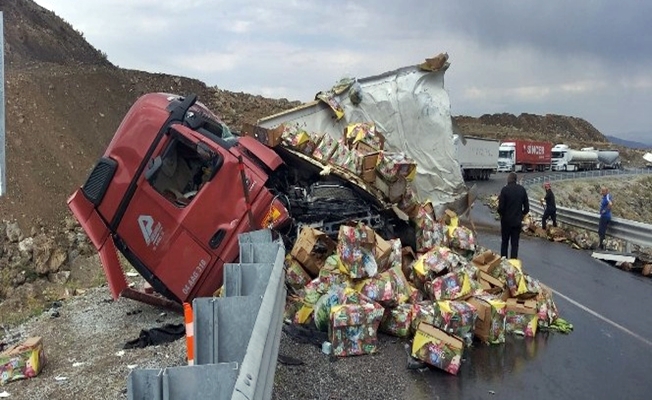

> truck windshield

[
  {"left": 551, "top": 151, "right": 564, "bottom": 158},
  {"left": 148, "top": 138, "right": 221, "bottom": 207},
  {"left": 498, "top": 150, "right": 512, "bottom": 158}
]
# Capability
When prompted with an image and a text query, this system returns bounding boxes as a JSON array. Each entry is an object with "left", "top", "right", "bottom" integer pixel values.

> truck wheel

[{"left": 563, "top": 165, "right": 567, "bottom": 172}]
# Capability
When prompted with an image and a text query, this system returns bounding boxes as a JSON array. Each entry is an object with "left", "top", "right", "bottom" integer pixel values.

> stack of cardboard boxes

[{"left": 284, "top": 217, "right": 563, "bottom": 376}]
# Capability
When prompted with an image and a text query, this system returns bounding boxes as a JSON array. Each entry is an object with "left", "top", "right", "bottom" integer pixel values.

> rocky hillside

[
  {"left": 0, "top": 0, "right": 300, "bottom": 232},
  {"left": 1, "top": 0, "right": 111, "bottom": 68},
  {"left": 454, "top": 113, "right": 607, "bottom": 144},
  {"left": 453, "top": 113, "right": 649, "bottom": 168}
]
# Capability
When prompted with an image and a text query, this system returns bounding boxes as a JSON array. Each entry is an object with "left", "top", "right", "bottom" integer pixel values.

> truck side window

[{"left": 148, "top": 138, "right": 222, "bottom": 207}]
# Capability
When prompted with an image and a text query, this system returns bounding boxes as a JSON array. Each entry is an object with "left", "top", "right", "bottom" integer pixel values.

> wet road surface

[{"left": 418, "top": 173, "right": 652, "bottom": 399}]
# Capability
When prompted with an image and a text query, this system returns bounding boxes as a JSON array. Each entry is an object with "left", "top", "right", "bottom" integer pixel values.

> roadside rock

[{"left": 6, "top": 221, "right": 23, "bottom": 243}]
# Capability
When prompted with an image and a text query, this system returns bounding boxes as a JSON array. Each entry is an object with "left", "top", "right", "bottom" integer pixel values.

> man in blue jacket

[
  {"left": 598, "top": 186, "right": 613, "bottom": 250},
  {"left": 498, "top": 172, "right": 530, "bottom": 259}
]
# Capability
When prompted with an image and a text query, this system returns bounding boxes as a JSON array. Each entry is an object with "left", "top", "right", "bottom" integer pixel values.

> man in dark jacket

[
  {"left": 541, "top": 182, "right": 557, "bottom": 229},
  {"left": 498, "top": 172, "right": 529, "bottom": 259}
]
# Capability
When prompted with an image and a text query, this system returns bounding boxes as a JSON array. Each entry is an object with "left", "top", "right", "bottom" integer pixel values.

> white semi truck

[
  {"left": 551, "top": 144, "right": 599, "bottom": 171},
  {"left": 453, "top": 135, "right": 499, "bottom": 180}
]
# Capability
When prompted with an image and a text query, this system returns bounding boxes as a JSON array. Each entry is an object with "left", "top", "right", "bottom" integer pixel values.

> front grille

[{"left": 82, "top": 157, "right": 117, "bottom": 206}]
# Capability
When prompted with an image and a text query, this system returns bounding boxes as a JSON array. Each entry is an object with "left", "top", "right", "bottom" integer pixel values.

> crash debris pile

[
  {"left": 283, "top": 215, "right": 570, "bottom": 375},
  {"left": 244, "top": 121, "right": 419, "bottom": 203}
]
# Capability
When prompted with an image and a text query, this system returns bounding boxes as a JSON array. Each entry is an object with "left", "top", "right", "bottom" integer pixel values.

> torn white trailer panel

[
  {"left": 591, "top": 252, "right": 636, "bottom": 264},
  {"left": 643, "top": 152, "right": 652, "bottom": 165},
  {"left": 257, "top": 55, "right": 467, "bottom": 210}
]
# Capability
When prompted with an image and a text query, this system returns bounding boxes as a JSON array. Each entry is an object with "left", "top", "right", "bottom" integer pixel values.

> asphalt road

[{"left": 420, "top": 172, "right": 652, "bottom": 399}]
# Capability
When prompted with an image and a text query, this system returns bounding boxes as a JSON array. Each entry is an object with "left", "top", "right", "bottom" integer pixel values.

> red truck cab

[{"left": 68, "top": 93, "right": 290, "bottom": 305}]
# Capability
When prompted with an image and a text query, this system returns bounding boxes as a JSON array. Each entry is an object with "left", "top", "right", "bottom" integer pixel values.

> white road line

[{"left": 552, "top": 288, "right": 652, "bottom": 347}]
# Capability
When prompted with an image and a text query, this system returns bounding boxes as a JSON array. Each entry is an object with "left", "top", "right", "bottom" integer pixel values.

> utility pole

[{"left": 0, "top": 12, "right": 6, "bottom": 197}]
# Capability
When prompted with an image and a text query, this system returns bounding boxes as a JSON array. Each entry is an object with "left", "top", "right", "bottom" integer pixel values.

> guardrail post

[{"left": 127, "top": 229, "right": 286, "bottom": 400}]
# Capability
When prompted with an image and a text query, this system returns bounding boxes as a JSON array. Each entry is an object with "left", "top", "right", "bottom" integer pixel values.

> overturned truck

[{"left": 68, "top": 55, "right": 468, "bottom": 307}]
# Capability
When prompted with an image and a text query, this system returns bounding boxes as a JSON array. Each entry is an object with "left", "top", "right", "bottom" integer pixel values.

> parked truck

[
  {"left": 453, "top": 135, "right": 499, "bottom": 180},
  {"left": 590, "top": 148, "right": 622, "bottom": 169},
  {"left": 496, "top": 140, "right": 552, "bottom": 172},
  {"left": 551, "top": 144, "right": 599, "bottom": 171}
]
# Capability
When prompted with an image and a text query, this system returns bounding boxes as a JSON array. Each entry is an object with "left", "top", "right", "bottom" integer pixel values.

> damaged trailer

[
  {"left": 67, "top": 54, "right": 471, "bottom": 308},
  {"left": 256, "top": 53, "right": 469, "bottom": 217}
]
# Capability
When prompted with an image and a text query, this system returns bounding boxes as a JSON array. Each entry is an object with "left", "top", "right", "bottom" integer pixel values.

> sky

[{"left": 35, "top": 0, "right": 652, "bottom": 141}]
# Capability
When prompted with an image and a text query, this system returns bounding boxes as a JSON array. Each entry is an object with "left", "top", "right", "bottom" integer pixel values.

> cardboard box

[
  {"left": 337, "top": 224, "right": 377, "bottom": 279},
  {"left": 312, "top": 134, "right": 339, "bottom": 163},
  {"left": 424, "top": 270, "right": 473, "bottom": 301},
  {"left": 467, "top": 295, "right": 507, "bottom": 344},
  {"left": 284, "top": 255, "right": 312, "bottom": 290},
  {"left": 338, "top": 224, "right": 375, "bottom": 250},
  {"left": 353, "top": 142, "right": 381, "bottom": 169},
  {"left": 471, "top": 250, "right": 502, "bottom": 274},
  {"left": 329, "top": 301, "right": 385, "bottom": 357},
  {"left": 374, "top": 235, "right": 392, "bottom": 269},
  {"left": 240, "top": 123, "right": 284, "bottom": 147},
  {"left": 375, "top": 175, "right": 407, "bottom": 203},
  {"left": 401, "top": 246, "right": 417, "bottom": 279},
  {"left": 479, "top": 271, "right": 507, "bottom": 293},
  {"left": 505, "top": 298, "right": 539, "bottom": 337},
  {"left": 410, "top": 301, "right": 435, "bottom": 333},
  {"left": 361, "top": 168, "right": 376, "bottom": 183},
  {"left": 0, "top": 337, "right": 46, "bottom": 385},
  {"left": 376, "top": 151, "right": 417, "bottom": 182},
  {"left": 411, "top": 322, "right": 464, "bottom": 375},
  {"left": 432, "top": 300, "right": 478, "bottom": 340},
  {"left": 354, "top": 271, "right": 397, "bottom": 306},
  {"left": 290, "top": 227, "right": 336, "bottom": 276},
  {"left": 535, "top": 283, "right": 559, "bottom": 328},
  {"left": 344, "top": 122, "right": 385, "bottom": 150},
  {"left": 503, "top": 260, "right": 540, "bottom": 298},
  {"left": 380, "top": 303, "right": 413, "bottom": 338}
]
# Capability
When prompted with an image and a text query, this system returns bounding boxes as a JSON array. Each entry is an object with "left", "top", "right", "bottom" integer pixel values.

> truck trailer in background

[
  {"left": 551, "top": 144, "right": 599, "bottom": 171},
  {"left": 453, "top": 135, "right": 499, "bottom": 180},
  {"left": 581, "top": 147, "right": 622, "bottom": 169},
  {"left": 496, "top": 140, "right": 552, "bottom": 172}
]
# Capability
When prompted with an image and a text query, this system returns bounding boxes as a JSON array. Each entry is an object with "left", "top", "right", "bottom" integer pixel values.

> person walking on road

[
  {"left": 541, "top": 182, "right": 557, "bottom": 229},
  {"left": 498, "top": 172, "right": 530, "bottom": 259},
  {"left": 598, "top": 186, "right": 613, "bottom": 250}
]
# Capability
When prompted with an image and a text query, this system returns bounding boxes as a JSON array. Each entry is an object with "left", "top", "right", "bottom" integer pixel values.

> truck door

[{"left": 116, "top": 125, "right": 255, "bottom": 302}]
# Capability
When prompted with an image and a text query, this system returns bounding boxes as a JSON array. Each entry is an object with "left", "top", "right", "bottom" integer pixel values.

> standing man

[
  {"left": 498, "top": 172, "right": 530, "bottom": 259},
  {"left": 541, "top": 182, "right": 557, "bottom": 229},
  {"left": 598, "top": 186, "right": 613, "bottom": 250}
]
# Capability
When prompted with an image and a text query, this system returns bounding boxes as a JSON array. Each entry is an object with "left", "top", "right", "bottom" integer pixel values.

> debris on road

[
  {"left": 591, "top": 252, "right": 636, "bottom": 264},
  {"left": 486, "top": 192, "right": 652, "bottom": 277},
  {"left": 0, "top": 337, "right": 46, "bottom": 386},
  {"left": 283, "top": 214, "right": 570, "bottom": 375}
]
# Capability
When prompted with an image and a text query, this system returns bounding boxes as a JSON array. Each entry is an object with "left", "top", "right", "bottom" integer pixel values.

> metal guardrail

[
  {"left": 525, "top": 169, "right": 652, "bottom": 248},
  {"left": 128, "top": 229, "right": 286, "bottom": 399},
  {"left": 521, "top": 168, "right": 652, "bottom": 188}
]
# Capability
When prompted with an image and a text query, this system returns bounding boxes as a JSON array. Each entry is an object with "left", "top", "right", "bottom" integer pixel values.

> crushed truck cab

[{"left": 69, "top": 93, "right": 403, "bottom": 306}]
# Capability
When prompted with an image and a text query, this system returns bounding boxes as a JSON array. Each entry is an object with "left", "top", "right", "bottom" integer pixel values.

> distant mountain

[{"left": 605, "top": 135, "right": 652, "bottom": 149}]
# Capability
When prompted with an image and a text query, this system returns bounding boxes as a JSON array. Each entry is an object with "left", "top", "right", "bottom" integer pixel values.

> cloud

[{"left": 33, "top": 0, "right": 652, "bottom": 135}]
